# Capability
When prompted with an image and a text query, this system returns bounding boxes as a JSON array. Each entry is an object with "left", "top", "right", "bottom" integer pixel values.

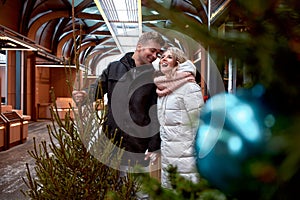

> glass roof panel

[
  {"left": 82, "top": 7, "right": 100, "bottom": 15},
  {"left": 96, "top": 25, "right": 109, "bottom": 31},
  {"left": 111, "top": 22, "right": 139, "bottom": 36},
  {"left": 84, "top": 19, "right": 99, "bottom": 27},
  {"left": 67, "top": 0, "right": 83, "bottom": 7},
  {"left": 100, "top": 0, "right": 138, "bottom": 22}
]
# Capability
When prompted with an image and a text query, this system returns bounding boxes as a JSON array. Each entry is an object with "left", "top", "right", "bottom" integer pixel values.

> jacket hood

[{"left": 178, "top": 60, "right": 197, "bottom": 76}]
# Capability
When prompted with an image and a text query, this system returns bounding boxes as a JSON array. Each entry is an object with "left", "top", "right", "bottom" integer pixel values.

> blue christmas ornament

[{"left": 195, "top": 91, "right": 273, "bottom": 196}]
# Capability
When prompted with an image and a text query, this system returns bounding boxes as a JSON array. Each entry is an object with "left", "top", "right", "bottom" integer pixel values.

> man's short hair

[{"left": 138, "top": 31, "right": 166, "bottom": 47}]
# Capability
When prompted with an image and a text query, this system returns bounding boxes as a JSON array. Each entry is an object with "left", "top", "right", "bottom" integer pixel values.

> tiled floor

[{"left": 0, "top": 120, "right": 52, "bottom": 200}]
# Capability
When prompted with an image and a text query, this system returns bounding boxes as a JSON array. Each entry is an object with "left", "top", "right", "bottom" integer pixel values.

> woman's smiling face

[{"left": 159, "top": 50, "right": 177, "bottom": 75}]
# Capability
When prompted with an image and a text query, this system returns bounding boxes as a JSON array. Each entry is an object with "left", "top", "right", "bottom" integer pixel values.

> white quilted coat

[{"left": 157, "top": 60, "right": 204, "bottom": 188}]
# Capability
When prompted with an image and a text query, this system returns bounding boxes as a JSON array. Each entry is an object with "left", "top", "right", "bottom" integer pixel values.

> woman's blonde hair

[
  {"left": 159, "top": 47, "right": 188, "bottom": 78},
  {"left": 167, "top": 47, "right": 187, "bottom": 64}
]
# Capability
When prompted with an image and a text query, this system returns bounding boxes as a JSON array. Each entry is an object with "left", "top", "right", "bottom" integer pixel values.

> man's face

[{"left": 137, "top": 40, "right": 163, "bottom": 65}]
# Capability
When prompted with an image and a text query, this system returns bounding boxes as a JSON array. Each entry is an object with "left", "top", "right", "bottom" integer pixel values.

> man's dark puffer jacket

[{"left": 89, "top": 52, "right": 161, "bottom": 167}]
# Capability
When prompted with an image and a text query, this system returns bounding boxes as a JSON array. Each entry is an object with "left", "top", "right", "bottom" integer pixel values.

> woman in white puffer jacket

[{"left": 154, "top": 47, "right": 204, "bottom": 188}]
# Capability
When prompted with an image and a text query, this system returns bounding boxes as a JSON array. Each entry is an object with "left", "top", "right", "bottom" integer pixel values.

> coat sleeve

[
  {"left": 147, "top": 84, "right": 161, "bottom": 152},
  {"left": 147, "top": 103, "right": 161, "bottom": 152},
  {"left": 148, "top": 132, "right": 161, "bottom": 152}
]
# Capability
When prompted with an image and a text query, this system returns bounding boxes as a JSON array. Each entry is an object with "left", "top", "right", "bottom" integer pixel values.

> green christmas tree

[
  {"left": 21, "top": 87, "right": 141, "bottom": 199},
  {"left": 21, "top": 1, "right": 140, "bottom": 198}
]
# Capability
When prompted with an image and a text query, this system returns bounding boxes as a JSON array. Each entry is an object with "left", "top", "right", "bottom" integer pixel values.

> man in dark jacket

[{"left": 73, "top": 31, "right": 165, "bottom": 168}]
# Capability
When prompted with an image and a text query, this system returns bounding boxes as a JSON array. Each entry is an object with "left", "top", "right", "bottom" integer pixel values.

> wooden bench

[
  {"left": 0, "top": 111, "right": 30, "bottom": 151},
  {"left": 53, "top": 97, "right": 76, "bottom": 119}
]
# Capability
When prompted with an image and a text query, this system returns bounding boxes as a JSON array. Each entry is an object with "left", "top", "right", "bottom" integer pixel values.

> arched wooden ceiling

[{"left": 0, "top": 0, "right": 232, "bottom": 74}]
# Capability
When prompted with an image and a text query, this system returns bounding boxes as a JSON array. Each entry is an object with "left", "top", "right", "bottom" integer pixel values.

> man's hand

[
  {"left": 72, "top": 90, "right": 87, "bottom": 103},
  {"left": 145, "top": 150, "right": 158, "bottom": 165}
]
